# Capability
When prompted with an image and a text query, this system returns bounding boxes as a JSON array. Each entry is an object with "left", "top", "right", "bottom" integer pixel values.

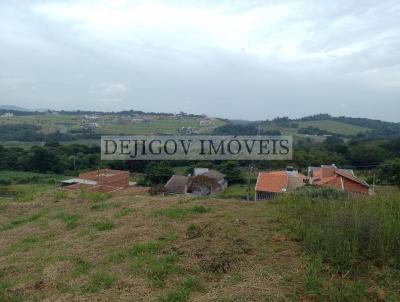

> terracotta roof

[
  {"left": 313, "top": 175, "right": 337, "bottom": 185},
  {"left": 256, "top": 172, "right": 289, "bottom": 193},
  {"left": 164, "top": 175, "right": 188, "bottom": 194}
]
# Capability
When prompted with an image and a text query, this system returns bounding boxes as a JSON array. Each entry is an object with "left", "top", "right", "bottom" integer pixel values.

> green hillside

[{"left": 298, "top": 120, "right": 369, "bottom": 135}]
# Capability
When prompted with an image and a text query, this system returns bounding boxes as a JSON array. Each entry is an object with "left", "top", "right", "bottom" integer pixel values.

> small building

[
  {"left": 62, "top": 169, "right": 129, "bottom": 192},
  {"left": 164, "top": 168, "right": 227, "bottom": 196},
  {"left": 308, "top": 165, "right": 370, "bottom": 194},
  {"left": 164, "top": 175, "right": 188, "bottom": 195},
  {"left": 1, "top": 112, "right": 14, "bottom": 118},
  {"left": 255, "top": 170, "right": 306, "bottom": 201}
]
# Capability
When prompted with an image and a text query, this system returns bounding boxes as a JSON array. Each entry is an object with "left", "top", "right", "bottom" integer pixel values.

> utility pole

[
  {"left": 246, "top": 165, "right": 253, "bottom": 201},
  {"left": 372, "top": 172, "right": 376, "bottom": 193}
]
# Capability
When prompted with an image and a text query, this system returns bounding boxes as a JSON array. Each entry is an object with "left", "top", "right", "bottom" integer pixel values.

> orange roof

[{"left": 256, "top": 172, "right": 288, "bottom": 193}]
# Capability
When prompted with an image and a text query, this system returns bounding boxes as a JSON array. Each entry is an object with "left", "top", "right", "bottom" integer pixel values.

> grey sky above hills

[{"left": 1, "top": 0, "right": 399, "bottom": 122}]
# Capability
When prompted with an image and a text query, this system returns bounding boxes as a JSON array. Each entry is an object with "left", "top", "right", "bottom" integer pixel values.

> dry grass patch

[{"left": 0, "top": 189, "right": 345, "bottom": 301}]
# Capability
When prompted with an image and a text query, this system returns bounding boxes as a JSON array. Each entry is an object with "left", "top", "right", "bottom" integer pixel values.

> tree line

[{"left": 0, "top": 137, "right": 398, "bottom": 186}]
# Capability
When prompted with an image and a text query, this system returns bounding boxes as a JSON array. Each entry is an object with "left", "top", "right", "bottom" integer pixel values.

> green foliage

[
  {"left": 7, "top": 235, "right": 40, "bottom": 254},
  {"left": 0, "top": 212, "right": 42, "bottom": 232},
  {"left": 0, "top": 184, "right": 49, "bottom": 203},
  {"left": 81, "top": 190, "right": 113, "bottom": 203},
  {"left": 56, "top": 213, "right": 80, "bottom": 229},
  {"left": 53, "top": 189, "right": 69, "bottom": 202},
  {"left": 94, "top": 219, "right": 115, "bottom": 231},
  {"left": 378, "top": 158, "right": 400, "bottom": 186},
  {"left": 83, "top": 271, "right": 116, "bottom": 293},
  {"left": 155, "top": 205, "right": 211, "bottom": 220},
  {"left": 298, "top": 125, "right": 335, "bottom": 136},
  {"left": 130, "top": 242, "right": 161, "bottom": 256},
  {"left": 149, "top": 184, "right": 166, "bottom": 196},
  {"left": 90, "top": 203, "right": 109, "bottom": 210},
  {"left": 0, "top": 282, "right": 24, "bottom": 302},
  {"left": 279, "top": 192, "right": 400, "bottom": 273},
  {"left": 114, "top": 207, "right": 134, "bottom": 218},
  {"left": 0, "top": 171, "right": 68, "bottom": 185},
  {"left": 350, "top": 144, "right": 388, "bottom": 166},
  {"left": 127, "top": 241, "right": 181, "bottom": 287},
  {"left": 157, "top": 277, "right": 200, "bottom": 302},
  {"left": 186, "top": 223, "right": 202, "bottom": 239},
  {"left": 0, "top": 144, "right": 100, "bottom": 174},
  {"left": 72, "top": 256, "right": 92, "bottom": 276},
  {"left": 219, "top": 161, "right": 244, "bottom": 184},
  {"left": 218, "top": 184, "right": 254, "bottom": 200},
  {"left": 304, "top": 256, "right": 323, "bottom": 297},
  {"left": 144, "top": 162, "right": 174, "bottom": 185},
  {"left": 292, "top": 186, "right": 349, "bottom": 200},
  {"left": 214, "top": 122, "right": 281, "bottom": 135}
]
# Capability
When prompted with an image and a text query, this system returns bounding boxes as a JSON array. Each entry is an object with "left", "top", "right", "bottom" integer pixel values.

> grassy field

[
  {"left": 97, "top": 117, "right": 223, "bottom": 135},
  {"left": 0, "top": 185, "right": 399, "bottom": 301},
  {"left": 0, "top": 114, "right": 224, "bottom": 136},
  {"left": 298, "top": 120, "right": 369, "bottom": 136}
]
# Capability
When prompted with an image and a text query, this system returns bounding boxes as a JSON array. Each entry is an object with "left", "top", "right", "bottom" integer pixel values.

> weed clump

[
  {"left": 279, "top": 191, "right": 400, "bottom": 273},
  {"left": 186, "top": 223, "right": 202, "bottom": 239},
  {"left": 157, "top": 276, "right": 200, "bottom": 302},
  {"left": 94, "top": 219, "right": 115, "bottom": 231},
  {"left": 83, "top": 271, "right": 116, "bottom": 293},
  {"left": 56, "top": 213, "right": 80, "bottom": 229},
  {"left": 155, "top": 205, "right": 211, "bottom": 220}
]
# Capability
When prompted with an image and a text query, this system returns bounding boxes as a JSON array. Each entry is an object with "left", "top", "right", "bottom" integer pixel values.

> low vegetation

[
  {"left": 279, "top": 189, "right": 400, "bottom": 272},
  {"left": 0, "top": 185, "right": 399, "bottom": 301}
]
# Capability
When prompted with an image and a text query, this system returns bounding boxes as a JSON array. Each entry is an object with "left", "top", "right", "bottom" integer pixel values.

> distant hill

[
  {"left": 296, "top": 114, "right": 400, "bottom": 138},
  {"left": 214, "top": 114, "right": 400, "bottom": 139},
  {"left": 0, "top": 105, "right": 32, "bottom": 111}
]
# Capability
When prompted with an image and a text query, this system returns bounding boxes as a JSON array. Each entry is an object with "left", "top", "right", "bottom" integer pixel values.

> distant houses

[
  {"left": 255, "top": 165, "right": 370, "bottom": 200},
  {"left": 164, "top": 168, "right": 228, "bottom": 196},
  {"left": 1, "top": 112, "right": 14, "bottom": 118},
  {"left": 255, "top": 168, "right": 306, "bottom": 201},
  {"left": 308, "top": 165, "right": 370, "bottom": 194}
]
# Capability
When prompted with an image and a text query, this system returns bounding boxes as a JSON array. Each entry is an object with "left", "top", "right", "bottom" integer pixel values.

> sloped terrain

[
  {"left": 0, "top": 187, "right": 399, "bottom": 301},
  {"left": 0, "top": 188, "right": 307, "bottom": 301}
]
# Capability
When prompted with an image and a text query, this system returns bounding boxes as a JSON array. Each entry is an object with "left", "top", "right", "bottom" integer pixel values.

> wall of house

[
  {"left": 343, "top": 178, "right": 369, "bottom": 194},
  {"left": 321, "top": 176, "right": 369, "bottom": 194},
  {"left": 256, "top": 191, "right": 278, "bottom": 201}
]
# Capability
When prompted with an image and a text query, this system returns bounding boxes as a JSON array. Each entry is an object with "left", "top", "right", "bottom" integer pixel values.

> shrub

[
  {"left": 149, "top": 184, "right": 165, "bottom": 196},
  {"left": 94, "top": 219, "right": 115, "bottom": 231},
  {"left": 279, "top": 191, "right": 400, "bottom": 273},
  {"left": 157, "top": 277, "right": 200, "bottom": 302},
  {"left": 56, "top": 213, "right": 80, "bottom": 229},
  {"left": 144, "top": 162, "right": 173, "bottom": 185},
  {"left": 155, "top": 205, "right": 211, "bottom": 220},
  {"left": 53, "top": 189, "right": 69, "bottom": 202},
  {"left": 83, "top": 271, "right": 116, "bottom": 293}
]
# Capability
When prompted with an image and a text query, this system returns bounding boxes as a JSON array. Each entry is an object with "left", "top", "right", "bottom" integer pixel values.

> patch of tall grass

[{"left": 278, "top": 188, "right": 400, "bottom": 273}]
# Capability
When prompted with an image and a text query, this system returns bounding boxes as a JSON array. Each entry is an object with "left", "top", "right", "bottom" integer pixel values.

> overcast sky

[{"left": 0, "top": 0, "right": 399, "bottom": 121}]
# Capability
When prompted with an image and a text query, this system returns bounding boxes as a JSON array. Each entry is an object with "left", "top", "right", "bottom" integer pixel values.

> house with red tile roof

[
  {"left": 308, "top": 165, "right": 370, "bottom": 194},
  {"left": 255, "top": 169, "right": 306, "bottom": 200}
]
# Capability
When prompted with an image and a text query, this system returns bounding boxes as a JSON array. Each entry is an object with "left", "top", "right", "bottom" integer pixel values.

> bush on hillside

[{"left": 279, "top": 192, "right": 400, "bottom": 273}]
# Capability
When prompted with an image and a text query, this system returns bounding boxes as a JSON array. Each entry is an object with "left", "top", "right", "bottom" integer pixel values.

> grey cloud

[{"left": 0, "top": 0, "right": 399, "bottom": 121}]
